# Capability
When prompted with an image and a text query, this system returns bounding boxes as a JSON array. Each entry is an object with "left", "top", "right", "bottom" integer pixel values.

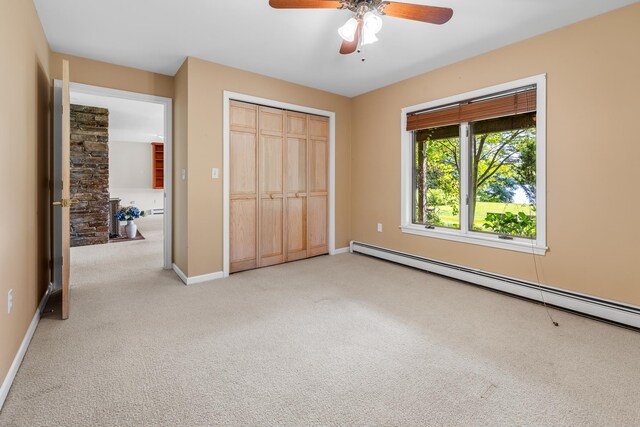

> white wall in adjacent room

[{"left": 109, "top": 140, "right": 164, "bottom": 212}]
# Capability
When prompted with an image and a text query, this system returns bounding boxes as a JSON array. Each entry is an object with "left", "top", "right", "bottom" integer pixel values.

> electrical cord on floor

[
  {"left": 529, "top": 206, "right": 559, "bottom": 327},
  {"left": 532, "top": 250, "right": 559, "bottom": 327}
]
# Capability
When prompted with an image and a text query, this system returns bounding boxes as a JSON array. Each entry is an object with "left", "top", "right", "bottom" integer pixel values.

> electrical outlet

[
  {"left": 181, "top": 169, "right": 186, "bottom": 180},
  {"left": 7, "top": 289, "right": 13, "bottom": 314},
  {"left": 377, "top": 223, "right": 382, "bottom": 233}
]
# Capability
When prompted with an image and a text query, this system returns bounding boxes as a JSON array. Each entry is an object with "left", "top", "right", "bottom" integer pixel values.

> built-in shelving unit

[{"left": 152, "top": 142, "right": 164, "bottom": 189}]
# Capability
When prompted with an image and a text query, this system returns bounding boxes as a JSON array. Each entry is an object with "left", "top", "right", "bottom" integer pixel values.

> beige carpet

[{"left": 1, "top": 216, "right": 639, "bottom": 426}]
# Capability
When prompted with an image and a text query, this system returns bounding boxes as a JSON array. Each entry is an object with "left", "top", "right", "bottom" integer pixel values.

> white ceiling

[
  {"left": 36, "top": 0, "right": 635, "bottom": 97},
  {"left": 70, "top": 92, "right": 164, "bottom": 143}
]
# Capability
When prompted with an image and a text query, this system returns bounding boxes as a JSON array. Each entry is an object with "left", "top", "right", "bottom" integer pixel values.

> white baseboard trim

[
  {"left": 350, "top": 241, "right": 640, "bottom": 329},
  {"left": 172, "top": 264, "right": 224, "bottom": 286},
  {"left": 0, "top": 285, "right": 52, "bottom": 411},
  {"left": 331, "top": 247, "right": 350, "bottom": 255},
  {"left": 172, "top": 263, "right": 188, "bottom": 284}
]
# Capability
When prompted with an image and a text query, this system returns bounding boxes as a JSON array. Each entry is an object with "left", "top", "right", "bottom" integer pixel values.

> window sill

[{"left": 399, "top": 224, "right": 547, "bottom": 255}]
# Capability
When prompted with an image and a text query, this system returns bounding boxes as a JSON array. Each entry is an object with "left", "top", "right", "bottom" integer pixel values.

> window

[
  {"left": 468, "top": 113, "right": 537, "bottom": 238},
  {"left": 401, "top": 75, "right": 546, "bottom": 255},
  {"left": 413, "top": 124, "right": 460, "bottom": 229}
]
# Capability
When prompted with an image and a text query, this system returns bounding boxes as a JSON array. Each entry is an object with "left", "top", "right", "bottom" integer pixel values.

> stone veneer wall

[{"left": 70, "top": 104, "right": 110, "bottom": 247}]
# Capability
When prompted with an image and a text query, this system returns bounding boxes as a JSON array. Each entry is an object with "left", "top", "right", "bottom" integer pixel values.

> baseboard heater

[{"left": 349, "top": 241, "right": 640, "bottom": 329}]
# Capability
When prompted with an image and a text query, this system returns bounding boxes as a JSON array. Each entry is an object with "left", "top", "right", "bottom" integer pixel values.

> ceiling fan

[{"left": 269, "top": 0, "right": 453, "bottom": 55}]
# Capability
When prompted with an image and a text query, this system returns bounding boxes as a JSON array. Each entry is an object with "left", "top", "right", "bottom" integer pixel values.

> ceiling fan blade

[
  {"left": 339, "top": 19, "right": 362, "bottom": 55},
  {"left": 339, "top": 38, "right": 358, "bottom": 55},
  {"left": 381, "top": 2, "right": 453, "bottom": 24},
  {"left": 269, "top": 0, "right": 343, "bottom": 9}
]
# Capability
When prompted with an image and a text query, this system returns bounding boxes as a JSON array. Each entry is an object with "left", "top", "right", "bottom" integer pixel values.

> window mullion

[{"left": 459, "top": 123, "right": 470, "bottom": 235}]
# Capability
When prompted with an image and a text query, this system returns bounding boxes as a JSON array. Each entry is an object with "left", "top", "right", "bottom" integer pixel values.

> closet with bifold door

[{"left": 229, "top": 100, "right": 329, "bottom": 273}]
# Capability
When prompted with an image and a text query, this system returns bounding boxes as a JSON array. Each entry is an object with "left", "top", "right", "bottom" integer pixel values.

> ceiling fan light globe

[
  {"left": 363, "top": 11, "right": 383, "bottom": 34},
  {"left": 338, "top": 17, "right": 358, "bottom": 42},
  {"left": 361, "top": 29, "right": 379, "bottom": 46}
]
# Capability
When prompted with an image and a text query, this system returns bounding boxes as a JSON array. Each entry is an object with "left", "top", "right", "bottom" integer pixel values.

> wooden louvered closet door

[
  {"left": 258, "top": 106, "right": 285, "bottom": 267},
  {"left": 229, "top": 101, "right": 258, "bottom": 273},
  {"left": 285, "top": 112, "right": 308, "bottom": 262},
  {"left": 229, "top": 101, "right": 328, "bottom": 273},
  {"left": 307, "top": 115, "right": 329, "bottom": 256}
]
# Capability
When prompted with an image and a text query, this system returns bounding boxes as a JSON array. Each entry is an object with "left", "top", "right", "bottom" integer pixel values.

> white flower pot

[{"left": 125, "top": 220, "right": 137, "bottom": 239}]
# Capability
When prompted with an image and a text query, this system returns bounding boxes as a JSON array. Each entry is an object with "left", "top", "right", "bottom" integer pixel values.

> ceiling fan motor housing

[{"left": 341, "top": 0, "right": 389, "bottom": 16}]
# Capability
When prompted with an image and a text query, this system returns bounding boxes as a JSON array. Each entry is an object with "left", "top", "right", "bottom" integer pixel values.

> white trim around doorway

[
  {"left": 222, "top": 91, "right": 337, "bottom": 278},
  {"left": 69, "top": 82, "right": 173, "bottom": 269}
]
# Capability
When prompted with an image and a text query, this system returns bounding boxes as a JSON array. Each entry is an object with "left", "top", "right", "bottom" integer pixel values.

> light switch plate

[
  {"left": 377, "top": 223, "right": 382, "bottom": 233},
  {"left": 212, "top": 168, "right": 219, "bottom": 179}
]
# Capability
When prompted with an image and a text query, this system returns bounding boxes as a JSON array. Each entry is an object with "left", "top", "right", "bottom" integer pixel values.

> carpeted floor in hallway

[{"left": 1, "top": 214, "right": 639, "bottom": 425}]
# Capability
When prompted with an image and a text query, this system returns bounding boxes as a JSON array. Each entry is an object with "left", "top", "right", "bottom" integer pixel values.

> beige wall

[
  {"left": 0, "top": 0, "right": 51, "bottom": 388},
  {"left": 50, "top": 52, "right": 173, "bottom": 99},
  {"left": 173, "top": 60, "right": 189, "bottom": 273},
  {"left": 177, "top": 57, "right": 352, "bottom": 276},
  {"left": 351, "top": 4, "right": 640, "bottom": 307}
]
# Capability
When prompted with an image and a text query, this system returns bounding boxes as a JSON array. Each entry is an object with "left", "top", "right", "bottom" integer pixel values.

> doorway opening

[{"left": 65, "top": 83, "right": 172, "bottom": 270}]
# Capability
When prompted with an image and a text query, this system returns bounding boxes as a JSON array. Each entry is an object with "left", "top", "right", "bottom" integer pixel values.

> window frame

[{"left": 400, "top": 74, "right": 547, "bottom": 255}]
